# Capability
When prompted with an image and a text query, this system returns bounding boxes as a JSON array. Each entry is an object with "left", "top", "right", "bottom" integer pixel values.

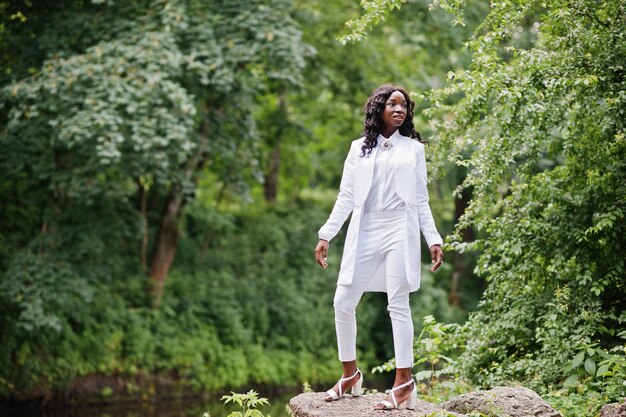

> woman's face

[{"left": 381, "top": 90, "right": 408, "bottom": 130}]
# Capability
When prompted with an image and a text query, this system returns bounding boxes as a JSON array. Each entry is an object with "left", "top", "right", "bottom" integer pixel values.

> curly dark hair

[{"left": 361, "top": 84, "right": 424, "bottom": 156}]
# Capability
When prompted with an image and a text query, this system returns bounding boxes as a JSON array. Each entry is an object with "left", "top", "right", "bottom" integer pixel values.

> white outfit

[
  {"left": 318, "top": 130, "right": 442, "bottom": 368},
  {"left": 362, "top": 135, "right": 405, "bottom": 214}
]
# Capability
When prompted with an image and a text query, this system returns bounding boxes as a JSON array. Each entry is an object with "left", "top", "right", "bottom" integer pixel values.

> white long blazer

[{"left": 318, "top": 132, "right": 443, "bottom": 293}]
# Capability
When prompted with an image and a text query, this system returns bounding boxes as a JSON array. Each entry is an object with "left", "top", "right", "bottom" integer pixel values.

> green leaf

[
  {"left": 596, "top": 364, "right": 610, "bottom": 377},
  {"left": 571, "top": 351, "right": 585, "bottom": 368},
  {"left": 415, "top": 370, "right": 433, "bottom": 381},
  {"left": 584, "top": 357, "right": 596, "bottom": 376},
  {"left": 563, "top": 374, "right": 578, "bottom": 387},
  {"left": 441, "top": 381, "right": 457, "bottom": 389},
  {"left": 596, "top": 349, "right": 610, "bottom": 359}
]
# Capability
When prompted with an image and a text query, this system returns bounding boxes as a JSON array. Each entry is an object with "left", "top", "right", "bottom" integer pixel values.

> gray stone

[
  {"left": 600, "top": 400, "right": 626, "bottom": 417},
  {"left": 288, "top": 386, "right": 567, "bottom": 417},
  {"left": 288, "top": 392, "right": 466, "bottom": 417},
  {"left": 441, "top": 386, "right": 562, "bottom": 417}
]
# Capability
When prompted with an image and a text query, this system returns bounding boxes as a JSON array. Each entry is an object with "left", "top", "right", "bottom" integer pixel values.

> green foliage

[
  {"left": 337, "top": 0, "right": 408, "bottom": 44},
  {"left": 0, "top": 0, "right": 311, "bottom": 274},
  {"left": 355, "top": 1, "right": 625, "bottom": 413},
  {"left": 547, "top": 335, "right": 626, "bottom": 416},
  {"left": 374, "top": 315, "right": 472, "bottom": 402},
  {"left": 426, "top": 0, "right": 626, "bottom": 396},
  {"left": 0, "top": 0, "right": 483, "bottom": 402},
  {"left": 543, "top": 389, "right": 615, "bottom": 417},
  {"left": 411, "top": 316, "right": 462, "bottom": 384},
  {"left": 0, "top": 205, "right": 342, "bottom": 396},
  {"left": 219, "top": 390, "right": 271, "bottom": 417},
  {"left": 0, "top": 0, "right": 315, "bottom": 395}
]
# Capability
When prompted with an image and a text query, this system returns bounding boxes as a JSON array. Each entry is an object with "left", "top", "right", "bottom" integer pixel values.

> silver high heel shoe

[
  {"left": 324, "top": 368, "right": 363, "bottom": 401},
  {"left": 375, "top": 378, "right": 417, "bottom": 410}
]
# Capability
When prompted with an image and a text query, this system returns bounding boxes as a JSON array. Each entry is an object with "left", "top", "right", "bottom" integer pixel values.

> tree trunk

[
  {"left": 147, "top": 119, "right": 212, "bottom": 307},
  {"left": 449, "top": 173, "right": 474, "bottom": 307},
  {"left": 450, "top": 255, "right": 463, "bottom": 307},
  {"left": 149, "top": 194, "right": 183, "bottom": 307},
  {"left": 264, "top": 140, "right": 281, "bottom": 203},
  {"left": 139, "top": 180, "right": 149, "bottom": 273},
  {"left": 263, "top": 92, "right": 286, "bottom": 203}
]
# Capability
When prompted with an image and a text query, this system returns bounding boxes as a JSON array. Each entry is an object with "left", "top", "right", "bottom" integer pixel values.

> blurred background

[{"left": 1, "top": 0, "right": 624, "bottom": 416}]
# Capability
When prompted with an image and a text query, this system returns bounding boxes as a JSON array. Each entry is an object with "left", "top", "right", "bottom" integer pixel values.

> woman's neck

[{"left": 381, "top": 127, "right": 396, "bottom": 139}]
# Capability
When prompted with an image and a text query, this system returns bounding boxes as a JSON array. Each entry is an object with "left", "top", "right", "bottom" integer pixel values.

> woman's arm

[
  {"left": 415, "top": 142, "right": 443, "bottom": 248},
  {"left": 416, "top": 142, "right": 444, "bottom": 271},
  {"left": 317, "top": 141, "right": 358, "bottom": 242}
]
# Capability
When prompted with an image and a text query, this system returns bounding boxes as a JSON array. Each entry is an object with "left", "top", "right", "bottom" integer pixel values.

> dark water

[
  {"left": 1, "top": 375, "right": 394, "bottom": 416},
  {"left": 0, "top": 392, "right": 296, "bottom": 417}
]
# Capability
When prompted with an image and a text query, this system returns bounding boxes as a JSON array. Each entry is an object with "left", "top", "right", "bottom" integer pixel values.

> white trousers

[{"left": 333, "top": 210, "right": 414, "bottom": 368}]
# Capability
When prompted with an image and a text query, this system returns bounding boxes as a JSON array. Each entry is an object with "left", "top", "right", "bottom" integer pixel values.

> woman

[{"left": 314, "top": 84, "right": 444, "bottom": 410}]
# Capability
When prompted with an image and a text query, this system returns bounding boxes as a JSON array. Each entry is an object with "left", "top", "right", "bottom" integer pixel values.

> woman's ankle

[
  {"left": 393, "top": 368, "right": 413, "bottom": 385},
  {"left": 341, "top": 361, "right": 358, "bottom": 377}
]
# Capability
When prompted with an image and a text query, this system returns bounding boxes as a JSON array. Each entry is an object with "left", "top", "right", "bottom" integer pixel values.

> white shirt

[{"left": 362, "top": 131, "right": 406, "bottom": 213}]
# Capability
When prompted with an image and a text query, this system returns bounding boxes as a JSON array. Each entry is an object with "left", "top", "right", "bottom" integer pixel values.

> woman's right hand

[{"left": 315, "top": 239, "right": 329, "bottom": 269}]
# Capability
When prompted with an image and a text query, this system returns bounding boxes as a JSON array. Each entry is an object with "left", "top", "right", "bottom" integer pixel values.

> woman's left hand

[
  {"left": 315, "top": 239, "right": 329, "bottom": 269},
  {"left": 430, "top": 244, "right": 444, "bottom": 272}
]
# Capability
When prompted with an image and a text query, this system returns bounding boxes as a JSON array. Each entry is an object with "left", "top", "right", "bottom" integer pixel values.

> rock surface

[
  {"left": 289, "top": 392, "right": 465, "bottom": 417},
  {"left": 289, "top": 387, "right": 565, "bottom": 417},
  {"left": 600, "top": 400, "right": 626, "bottom": 417},
  {"left": 441, "top": 386, "right": 562, "bottom": 417}
]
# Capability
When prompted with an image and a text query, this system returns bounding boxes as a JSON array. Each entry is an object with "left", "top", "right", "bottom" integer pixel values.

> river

[
  {"left": 0, "top": 391, "right": 297, "bottom": 417},
  {"left": 1, "top": 373, "right": 393, "bottom": 416}
]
